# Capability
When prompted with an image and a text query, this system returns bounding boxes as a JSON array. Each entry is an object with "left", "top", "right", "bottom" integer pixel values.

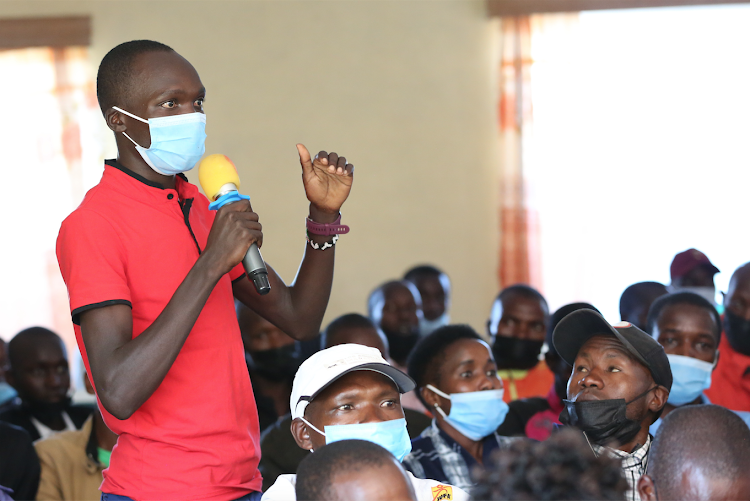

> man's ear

[
  {"left": 649, "top": 385, "right": 669, "bottom": 414},
  {"left": 5, "top": 370, "right": 17, "bottom": 390},
  {"left": 105, "top": 108, "right": 127, "bottom": 133},
  {"left": 637, "top": 474, "right": 658, "bottom": 501},
  {"left": 290, "top": 417, "right": 313, "bottom": 451},
  {"left": 420, "top": 386, "right": 440, "bottom": 412}
]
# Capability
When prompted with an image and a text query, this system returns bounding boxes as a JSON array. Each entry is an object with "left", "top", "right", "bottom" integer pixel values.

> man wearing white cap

[{"left": 261, "top": 344, "right": 468, "bottom": 501}]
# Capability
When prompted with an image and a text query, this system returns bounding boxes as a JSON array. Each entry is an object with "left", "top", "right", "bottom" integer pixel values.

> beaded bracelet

[{"left": 307, "top": 234, "right": 339, "bottom": 251}]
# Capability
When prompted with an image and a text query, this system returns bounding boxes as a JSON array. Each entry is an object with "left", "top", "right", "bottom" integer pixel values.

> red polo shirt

[
  {"left": 56, "top": 161, "right": 262, "bottom": 500},
  {"left": 705, "top": 335, "right": 750, "bottom": 412}
]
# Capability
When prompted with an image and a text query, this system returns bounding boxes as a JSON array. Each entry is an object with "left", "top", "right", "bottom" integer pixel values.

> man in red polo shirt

[
  {"left": 705, "top": 262, "right": 750, "bottom": 412},
  {"left": 56, "top": 40, "right": 354, "bottom": 500}
]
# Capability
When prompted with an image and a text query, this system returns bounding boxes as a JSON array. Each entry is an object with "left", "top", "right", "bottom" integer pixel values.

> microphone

[{"left": 198, "top": 154, "right": 271, "bottom": 295}]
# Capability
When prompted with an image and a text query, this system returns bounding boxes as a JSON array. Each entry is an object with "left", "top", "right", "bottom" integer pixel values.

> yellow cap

[{"left": 198, "top": 154, "right": 241, "bottom": 201}]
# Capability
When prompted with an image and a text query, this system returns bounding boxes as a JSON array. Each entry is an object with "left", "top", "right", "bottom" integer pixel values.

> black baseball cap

[{"left": 552, "top": 309, "right": 672, "bottom": 391}]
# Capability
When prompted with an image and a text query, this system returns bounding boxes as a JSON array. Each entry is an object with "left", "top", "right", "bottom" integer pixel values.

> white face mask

[
  {"left": 669, "top": 285, "right": 718, "bottom": 306},
  {"left": 419, "top": 312, "right": 450, "bottom": 336},
  {"left": 112, "top": 106, "right": 206, "bottom": 176}
]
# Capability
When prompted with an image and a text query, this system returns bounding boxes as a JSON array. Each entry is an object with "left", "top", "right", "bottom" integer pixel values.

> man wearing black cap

[{"left": 553, "top": 310, "right": 671, "bottom": 501}]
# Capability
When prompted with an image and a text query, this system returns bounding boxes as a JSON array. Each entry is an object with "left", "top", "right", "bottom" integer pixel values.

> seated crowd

[{"left": 2, "top": 251, "right": 750, "bottom": 501}]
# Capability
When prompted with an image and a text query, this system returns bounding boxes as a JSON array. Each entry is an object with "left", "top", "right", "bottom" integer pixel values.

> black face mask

[
  {"left": 23, "top": 396, "right": 72, "bottom": 426},
  {"left": 723, "top": 310, "right": 750, "bottom": 357},
  {"left": 559, "top": 386, "right": 655, "bottom": 447},
  {"left": 247, "top": 344, "right": 301, "bottom": 381},
  {"left": 492, "top": 336, "right": 544, "bottom": 370},
  {"left": 383, "top": 331, "right": 420, "bottom": 366}
]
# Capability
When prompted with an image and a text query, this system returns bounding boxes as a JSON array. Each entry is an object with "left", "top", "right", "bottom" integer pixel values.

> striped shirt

[
  {"left": 592, "top": 435, "right": 651, "bottom": 501},
  {"left": 403, "top": 420, "right": 518, "bottom": 491}
]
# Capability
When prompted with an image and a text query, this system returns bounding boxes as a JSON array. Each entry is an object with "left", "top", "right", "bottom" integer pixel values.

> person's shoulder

[
  {"left": 0, "top": 420, "right": 33, "bottom": 444},
  {"left": 409, "top": 431, "right": 435, "bottom": 452},
  {"left": 261, "top": 474, "right": 297, "bottom": 501},
  {"left": 0, "top": 404, "right": 31, "bottom": 429},
  {"left": 406, "top": 472, "right": 470, "bottom": 501}
]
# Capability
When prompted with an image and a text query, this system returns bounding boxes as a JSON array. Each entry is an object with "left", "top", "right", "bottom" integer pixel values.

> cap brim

[
  {"left": 307, "top": 363, "right": 416, "bottom": 403},
  {"left": 552, "top": 310, "right": 648, "bottom": 368}
]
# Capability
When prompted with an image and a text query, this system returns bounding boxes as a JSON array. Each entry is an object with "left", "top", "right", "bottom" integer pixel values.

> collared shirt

[
  {"left": 57, "top": 161, "right": 259, "bottom": 499},
  {"left": 497, "top": 360, "right": 554, "bottom": 402},
  {"left": 704, "top": 335, "right": 750, "bottom": 412},
  {"left": 403, "top": 420, "right": 518, "bottom": 491},
  {"left": 592, "top": 435, "right": 651, "bottom": 501},
  {"left": 30, "top": 411, "right": 76, "bottom": 441}
]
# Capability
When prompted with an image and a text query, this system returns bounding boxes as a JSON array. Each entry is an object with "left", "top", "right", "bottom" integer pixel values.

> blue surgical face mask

[
  {"left": 427, "top": 384, "right": 509, "bottom": 441},
  {"left": 666, "top": 354, "right": 714, "bottom": 406},
  {"left": 0, "top": 382, "right": 17, "bottom": 405},
  {"left": 300, "top": 417, "right": 412, "bottom": 462},
  {"left": 112, "top": 106, "right": 206, "bottom": 176}
]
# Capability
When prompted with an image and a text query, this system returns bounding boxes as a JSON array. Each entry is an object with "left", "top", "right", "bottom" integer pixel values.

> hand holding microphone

[{"left": 199, "top": 154, "right": 270, "bottom": 295}]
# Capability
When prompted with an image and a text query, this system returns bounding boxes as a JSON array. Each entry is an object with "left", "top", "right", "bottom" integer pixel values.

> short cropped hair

[
  {"left": 404, "top": 264, "right": 444, "bottom": 281},
  {"left": 648, "top": 405, "right": 750, "bottom": 498},
  {"left": 645, "top": 292, "right": 722, "bottom": 341},
  {"left": 321, "top": 313, "right": 381, "bottom": 348},
  {"left": 96, "top": 40, "right": 174, "bottom": 114},
  {"left": 406, "top": 325, "right": 482, "bottom": 409},
  {"left": 8, "top": 327, "right": 63, "bottom": 370},
  {"left": 473, "top": 428, "right": 628, "bottom": 500},
  {"left": 295, "top": 439, "right": 399, "bottom": 501},
  {"left": 619, "top": 282, "right": 668, "bottom": 321},
  {"left": 497, "top": 284, "right": 548, "bottom": 310}
]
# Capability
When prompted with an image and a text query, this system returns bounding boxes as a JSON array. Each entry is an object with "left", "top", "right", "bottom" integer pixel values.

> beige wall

[{"left": 1, "top": 0, "right": 501, "bottom": 334}]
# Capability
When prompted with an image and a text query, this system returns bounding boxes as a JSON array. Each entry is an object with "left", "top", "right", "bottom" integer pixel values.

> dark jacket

[
  {"left": 0, "top": 403, "right": 93, "bottom": 442},
  {"left": 0, "top": 421, "right": 40, "bottom": 500}
]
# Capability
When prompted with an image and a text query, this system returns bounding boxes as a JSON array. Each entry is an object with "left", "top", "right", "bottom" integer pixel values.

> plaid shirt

[
  {"left": 403, "top": 420, "right": 518, "bottom": 491},
  {"left": 592, "top": 435, "right": 651, "bottom": 501}
]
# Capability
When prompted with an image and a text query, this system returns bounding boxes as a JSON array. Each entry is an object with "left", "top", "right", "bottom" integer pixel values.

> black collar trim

[
  {"left": 85, "top": 419, "right": 100, "bottom": 465},
  {"left": 105, "top": 159, "right": 188, "bottom": 189}
]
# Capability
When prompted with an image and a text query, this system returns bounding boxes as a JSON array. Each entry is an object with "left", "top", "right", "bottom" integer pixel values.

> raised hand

[{"left": 297, "top": 144, "right": 354, "bottom": 215}]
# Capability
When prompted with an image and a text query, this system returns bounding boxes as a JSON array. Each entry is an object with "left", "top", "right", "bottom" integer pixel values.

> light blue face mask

[
  {"left": 427, "top": 385, "right": 509, "bottom": 441},
  {"left": 0, "top": 382, "right": 17, "bottom": 405},
  {"left": 666, "top": 353, "right": 714, "bottom": 406},
  {"left": 112, "top": 106, "right": 206, "bottom": 176},
  {"left": 300, "top": 417, "right": 412, "bottom": 462}
]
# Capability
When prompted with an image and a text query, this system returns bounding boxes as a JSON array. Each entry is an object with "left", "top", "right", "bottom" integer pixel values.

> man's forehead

[{"left": 128, "top": 50, "right": 203, "bottom": 103}]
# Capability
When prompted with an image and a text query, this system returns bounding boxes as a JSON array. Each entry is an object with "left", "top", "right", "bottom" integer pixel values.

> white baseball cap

[{"left": 290, "top": 343, "right": 416, "bottom": 420}]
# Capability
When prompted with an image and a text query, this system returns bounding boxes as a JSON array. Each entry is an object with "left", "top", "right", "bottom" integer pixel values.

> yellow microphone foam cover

[{"left": 198, "top": 154, "right": 241, "bottom": 201}]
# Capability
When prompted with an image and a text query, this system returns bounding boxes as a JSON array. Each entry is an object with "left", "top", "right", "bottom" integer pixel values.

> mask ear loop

[
  {"left": 299, "top": 416, "right": 326, "bottom": 438},
  {"left": 112, "top": 106, "right": 149, "bottom": 123},
  {"left": 625, "top": 386, "right": 658, "bottom": 405},
  {"left": 426, "top": 384, "right": 451, "bottom": 419},
  {"left": 112, "top": 106, "right": 149, "bottom": 149},
  {"left": 582, "top": 431, "right": 599, "bottom": 458},
  {"left": 298, "top": 417, "right": 325, "bottom": 453}
]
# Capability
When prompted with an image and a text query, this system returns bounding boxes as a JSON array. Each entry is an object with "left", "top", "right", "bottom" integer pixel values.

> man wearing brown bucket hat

[{"left": 553, "top": 309, "right": 672, "bottom": 501}]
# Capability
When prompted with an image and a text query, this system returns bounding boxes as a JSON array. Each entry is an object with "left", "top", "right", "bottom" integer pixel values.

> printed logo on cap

[{"left": 613, "top": 321, "right": 632, "bottom": 329}]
